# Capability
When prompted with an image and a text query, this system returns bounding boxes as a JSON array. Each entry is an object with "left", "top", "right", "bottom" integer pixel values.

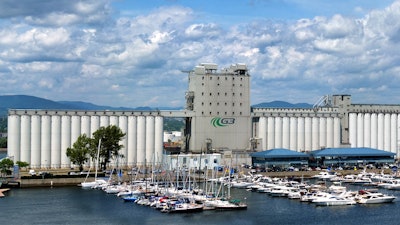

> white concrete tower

[
  {"left": 258, "top": 117, "right": 267, "bottom": 150},
  {"left": 289, "top": 117, "right": 297, "bottom": 150},
  {"left": 7, "top": 114, "right": 21, "bottom": 162},
  {"left": 40, "top": 114, "right": 51, "bottom": 168},
  {"left": 155, "top": 116, "right": 164, "bottom": 164},
  {"left": 137, "top": 115, "right": 146, "bottom": 166},
  {"left": 371, "top": 113, "right": 378, "bottom": 149},
  {"left": 61, "top": 115, "right": 71, "bottom": 168},
  {"left": 51, "top": 115, "right": 61, "bottom": 168},
  {"left": 274, "top": 117, "right": 282, "bottom": 148},
  {"left": 267, "top": 117, "right": 275, "bottom": 149},
  {"left": 145, "top": 116, "right": 155, "bottom": 165},
  {"left": 30, "top": 114, "right": 41, "bottom": 168},
  {"left": 127, "top": 115, "right": 137, "bottom": 166},
  {"left": 282, "top": 117, "right": 290, "bottom": 149},
  {"left": 20, "top": 115, "right": 31, "bottom": 164},
  {"left": 297, "top": 117, "right": 305, "bottom": 152}
]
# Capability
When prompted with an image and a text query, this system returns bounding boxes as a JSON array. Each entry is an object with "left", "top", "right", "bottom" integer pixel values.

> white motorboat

[
  {"left": 269, "top": 186, "right": 292, "bottom": 197},
  {"left": 313, "top": 195, "right": 357, "bottom": 206},
  {"left": 355, "top": 190, "right": 397, "bottom": 204},
  {"left": 382, "top": 179, "right": 400, "bottom": 190},
  {"left": 312, "top": 171, "right": 337, "bottom": 180},
  {"left": 205, "top": 199, "right": 247, "bottom": 210},
  {"left": 81, "top": 179, "right": 108, "bottom": 189}
]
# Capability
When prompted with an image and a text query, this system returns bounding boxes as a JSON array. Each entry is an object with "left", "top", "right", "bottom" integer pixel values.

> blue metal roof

[
  {"left": 311, "top": 147, "right": 396, "bottom": 157},
  {"left": 250, "top": 148, "right": 309, "bottom": 159}
]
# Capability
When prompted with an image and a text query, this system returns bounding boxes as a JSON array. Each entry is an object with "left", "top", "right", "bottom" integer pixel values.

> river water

[{"left": 0, "top": 183, "right": 399, "bottom": 225}]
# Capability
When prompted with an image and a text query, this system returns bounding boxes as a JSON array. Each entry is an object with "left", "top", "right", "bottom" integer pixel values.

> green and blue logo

[{"left": 211, "top": 117, "right": 235, "bottom": 127}]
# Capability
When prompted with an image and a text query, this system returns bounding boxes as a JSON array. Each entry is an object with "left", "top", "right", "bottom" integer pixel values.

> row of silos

[
  {"left": 348, "top": 113, "right": 399, "bottom": 153},
  {"left": 7, "top": 111, "right": 164, "bottom": 169},
  {"left": 257, "top": 116, "right": 341, "bottom": 151}
]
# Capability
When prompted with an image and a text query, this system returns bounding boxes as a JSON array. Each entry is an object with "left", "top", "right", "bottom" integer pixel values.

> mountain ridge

[{"left": 0, "top": 95, "right": 312, "bottom": 116}]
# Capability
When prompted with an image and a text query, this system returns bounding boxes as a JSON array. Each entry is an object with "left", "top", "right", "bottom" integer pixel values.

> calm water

[{"left": 1, "top": 184, "right": 400, "bottom": 225}]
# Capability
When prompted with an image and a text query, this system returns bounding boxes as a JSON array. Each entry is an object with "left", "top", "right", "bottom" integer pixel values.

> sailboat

[{"left": 80, "top": 139, "right": 107, "bottom": 188}]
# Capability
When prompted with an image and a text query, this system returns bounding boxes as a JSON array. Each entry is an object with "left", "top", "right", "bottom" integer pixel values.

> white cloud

[{"left": 1, "top": 1, "right": 400, "bottom": 107}]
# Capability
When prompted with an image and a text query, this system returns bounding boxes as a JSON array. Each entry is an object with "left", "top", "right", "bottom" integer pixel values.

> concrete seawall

[{"left": 20, "top": 177, "right": 90, "bottom": 188}]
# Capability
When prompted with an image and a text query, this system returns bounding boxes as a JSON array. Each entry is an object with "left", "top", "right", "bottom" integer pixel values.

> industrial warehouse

[{"left": 6, "top": 63, "right": 400, "bottom": 169}]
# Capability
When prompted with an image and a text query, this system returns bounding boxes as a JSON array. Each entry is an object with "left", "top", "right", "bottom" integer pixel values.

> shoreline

[{"left": 3, "top": 168, "right": 394, "bottom": 188}]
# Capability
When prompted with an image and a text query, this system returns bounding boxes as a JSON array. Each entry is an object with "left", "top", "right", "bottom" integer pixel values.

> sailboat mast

[{"left": 95, "top": 139, "right": 102, "bottom": 180}]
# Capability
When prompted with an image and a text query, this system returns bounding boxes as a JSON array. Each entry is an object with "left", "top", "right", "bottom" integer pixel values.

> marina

[{"left": 1, "top": 174, "right": 400, "bottom": 225}]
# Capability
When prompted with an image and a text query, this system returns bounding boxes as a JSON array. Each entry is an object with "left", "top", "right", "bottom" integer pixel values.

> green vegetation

[
  {"left": 66, "top": 134, "right": 94, "bottom": 171},
  {"left": 0, "top": 158, "right": 14, "bottom": 175},
  {"left": 66, "top": 125, "right": 126, "bottom": 171},
  {"left": 92, "top": 125, "right": 126, "bottom": 170},
  {"left": 15, "top": 161, "right": 30, "bottom": 171},
  {"left": 0, "top": 117, "right": 6, "bottom": 132},
  {"left": 0, "top": 137, "right": 6, "bottom": 148},
  {"left": 164, "top": 118, "right": 184, "bottom": 132}
]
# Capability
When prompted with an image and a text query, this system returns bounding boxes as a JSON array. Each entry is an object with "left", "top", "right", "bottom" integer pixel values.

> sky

[{"left": 1, "top": 0, "right": 400, "bottom": 108}]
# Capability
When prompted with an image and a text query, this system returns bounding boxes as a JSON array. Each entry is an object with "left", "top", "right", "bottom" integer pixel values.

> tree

[
  {"left": 92, "top": 125, "right": 125, "bottom": 170},
  {"left": 66, "top": 134, "right": 94, "bottom": 171},
  {"left": 0, "top": 137, "right": 6, "bottom": 148},
  {"left": 0, "top": 158, "right": 14, "bottom": 176},
  {"left": 16, "top": 161, "right": 29, "bottom": 171}
]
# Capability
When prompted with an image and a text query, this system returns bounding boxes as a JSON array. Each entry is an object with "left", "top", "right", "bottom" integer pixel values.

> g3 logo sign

[{"left": 211, "top": 117, "right": 235, "bottom": 127}]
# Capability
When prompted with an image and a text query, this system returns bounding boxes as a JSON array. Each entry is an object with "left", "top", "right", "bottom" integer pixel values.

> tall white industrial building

[
  {"left": 6, "top": 63, "right": 400, "bottom": 169},
  {"left": 184, "top": 63, "right": 251, "bottom": 153}
]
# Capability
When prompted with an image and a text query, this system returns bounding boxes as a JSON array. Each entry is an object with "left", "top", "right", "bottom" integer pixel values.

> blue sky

[{"left": 0, "top": 0, "right": 399, "bottom": 108}]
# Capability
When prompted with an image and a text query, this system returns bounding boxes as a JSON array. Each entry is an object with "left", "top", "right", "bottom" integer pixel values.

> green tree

[
  {"left": 16, "top": 161, "right": 29, "bottom": 171},
  {"left": 66, "top": 134, "right": 94, "bottom": 171},
  {"left": 0, "top": 137, "right": 6, "bottom": 148},
  {"left": 0, "top": 158, "right": 14, "bottom": 176},
  {"left": 92, "top": 125, "right": 125, "bottom": 170}
]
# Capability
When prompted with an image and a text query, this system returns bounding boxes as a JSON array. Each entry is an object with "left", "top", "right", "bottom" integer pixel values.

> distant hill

[
  {"left": 0, "top": 95, "right": 183, "bottom": 116},
  {"left": 0, "top": 95, "right": 311, "bottom": 117},
  {"left": 252, "top": 100, "right": 312, "bottom": 109},
  {"left": 0, "top": 95, "right": 74, "bottom": 116}
]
